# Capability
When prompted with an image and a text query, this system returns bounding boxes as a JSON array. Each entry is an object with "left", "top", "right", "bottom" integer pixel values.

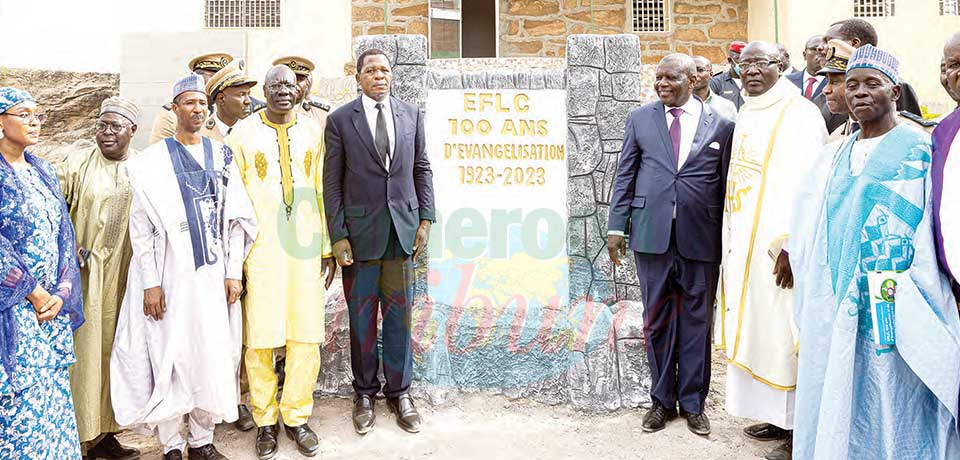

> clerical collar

[{"left": 742, "top": 78, "right": 791, "bottom": 110}]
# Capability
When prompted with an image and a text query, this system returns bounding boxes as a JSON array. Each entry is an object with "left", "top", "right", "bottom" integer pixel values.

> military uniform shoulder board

[
  {"left": 249, "top": 100, "right": 267, "bottom": 114},
  {"left": 162, "top": 103, "right": 173, "bottom": 111},
  {"left": 306, "top": 99, "right": 331, "bottom": 112},
  {"left": 899, "top": 111, "right": 938, "bottom": 128}
]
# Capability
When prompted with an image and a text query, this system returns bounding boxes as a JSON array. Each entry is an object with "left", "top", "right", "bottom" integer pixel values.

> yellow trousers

[{"left": 245, "top": 341, "right": 320, "bottom": 427}]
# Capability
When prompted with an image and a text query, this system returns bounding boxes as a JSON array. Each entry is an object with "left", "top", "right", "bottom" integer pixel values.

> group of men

[
  {"left": 60, "top": 48, "right": 434, "bottom": 460},
  {"left": 609, "top": 17, "right": 960, "bottom": 460}
]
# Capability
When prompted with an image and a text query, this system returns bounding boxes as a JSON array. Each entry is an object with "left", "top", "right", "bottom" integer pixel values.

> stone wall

[
  {"left": 0, "top": 68, "right": 118, "bottom": 163},
  {"left": 317, "top": 34, "right": 652, "bottom": 413},
  {"left": 351, "top": 0, "right": 747, "bottom": 65}
]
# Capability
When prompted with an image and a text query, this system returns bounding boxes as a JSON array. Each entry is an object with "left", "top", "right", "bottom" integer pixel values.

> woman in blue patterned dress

[{"left": 0, "top": 87, "right": 85, "bottom": 458}]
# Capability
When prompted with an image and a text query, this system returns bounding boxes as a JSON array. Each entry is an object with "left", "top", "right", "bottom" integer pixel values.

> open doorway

[{"left": 429, "top": 0, "right": 498, "bottom": 58}]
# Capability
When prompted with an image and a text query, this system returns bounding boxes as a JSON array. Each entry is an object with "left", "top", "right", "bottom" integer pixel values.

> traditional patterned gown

[{"left": 0, "top": 154, "right": 84, "bottom": 459}]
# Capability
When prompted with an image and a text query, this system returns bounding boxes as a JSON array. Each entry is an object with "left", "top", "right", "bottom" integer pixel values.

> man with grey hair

[
  {"left": 716, "top": 41, "right": 826, "bottom": 460},
  {"left": 608, "top": 53, "right": 735, "bottom": 436}
]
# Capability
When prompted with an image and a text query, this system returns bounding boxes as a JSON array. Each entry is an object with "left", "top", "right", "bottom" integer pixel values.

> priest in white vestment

[
  {"left": 110, "top": 74, "right": 257, "bottom": 460},
  {"left": 716, "top": 41, "right": 827, "bottom": 460}
]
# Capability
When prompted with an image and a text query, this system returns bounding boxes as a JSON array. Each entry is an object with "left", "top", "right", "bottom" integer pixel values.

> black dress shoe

[
  {"left": 684, "top": 412, "right": 711, "bottom": 436},
  {"left": 186, "top": 444, "right": 228, "bottom": 460},
  {"left": 386, "top": 394, "right": 422, "bottom": 433},
  {"left": 641, "top": 402, "right": 677, "bottom": 433},
  {"left": 255, "top": 424, "right": 280, "bottom": 460},
  {"left": 162, "top": 451, "right": 182, "bottom": 460},
  {"left": 744, "top": 423, "right": 790, "bottom": 441},
  {"left": 87, "top": 433, "right": 140, "bottom": 460},
  {"left": 284, "top": 423, "right": 320, "bottom": 457},
  {"left": 352, "top": 395, "right": 376, "bottom": 435},
  {"left": 235, "top": 404, "right": 255, "bottom": 432},
  {"left": 764, "top": 435, "right": 793, "bottom": 460}
]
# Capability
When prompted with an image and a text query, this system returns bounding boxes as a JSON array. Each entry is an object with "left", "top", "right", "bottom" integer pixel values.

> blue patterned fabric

[
  {"left": 0, "top": 163, "right": 81, "bottom": 457},
  {"left": 793, "top": 125, "right": 960, "bottom": 459},
  {"left": 847, "top": 44, "right": 900, "bottom": 85},
  {"left": 0, "top": 87, "right": 34, "bottom": 114}
]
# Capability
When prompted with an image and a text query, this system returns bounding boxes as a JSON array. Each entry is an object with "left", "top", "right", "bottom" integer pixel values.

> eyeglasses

[
  {"left": 739, "top": 60, "right": 780, "bottom": 71},
  {"left": 267, "top": 83, "right": 298, "bottom": 92},
  {"left": 2, "top": 112, "right": 47, "bottom": 125},
  {"left": 95, "top": 120, "right": 131, "bottom": 134}
]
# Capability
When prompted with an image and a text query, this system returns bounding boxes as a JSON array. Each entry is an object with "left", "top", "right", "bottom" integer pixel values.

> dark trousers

[
  {"left": 634, "top": 225, "right": 719, "bottom": 415},
  {"left": 341, "top": 225, "right": 414, "bottom": 399}
]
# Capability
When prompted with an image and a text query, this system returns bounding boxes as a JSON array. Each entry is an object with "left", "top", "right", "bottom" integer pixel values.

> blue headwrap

[{"left": 0, "top": 87, "right": 35, "bottom": 114}]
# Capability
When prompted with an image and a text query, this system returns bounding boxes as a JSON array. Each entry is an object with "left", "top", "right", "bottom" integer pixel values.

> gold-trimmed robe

[{"left": 226, "top": 111, "right": 332, "bottom": 348}]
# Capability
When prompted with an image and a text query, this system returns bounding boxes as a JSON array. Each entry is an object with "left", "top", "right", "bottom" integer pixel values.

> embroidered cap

[
  {"left": 818, "top": 39, "right": 856, "bottom": 76},
  {"left": 99, "top": 96, "right": 140, "bottom": 124},
  {"left": 188, "top": 52, "right": 233, "bottom": 72},
  {"left": 205, "top": 59, "right": 258, "bottom": 98},
  {"left": 172, "top": 73, "right": 206, "bottom": 101},
  {"left": 847, "top": 44, "right": 899, "bottom": 85},
  {"left": 0, "top": 87, "right": 35, "bottom": 114},
  {"left": 273, "top": 56, "right": 315, "bottom": 77}
]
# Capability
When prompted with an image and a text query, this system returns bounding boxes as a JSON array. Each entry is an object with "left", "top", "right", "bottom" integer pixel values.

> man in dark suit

[
  {"left": 786, "top": 35, "right": 827, "bottom": 100},
  {"left": 709, "top": 41, "right": 747, "bottom": 109},
  {"left": 608, "top": 53, "right": 734, "bottom": 437},
  {"left": 323, "top": 48, "right": 435, "bottom": 435}
]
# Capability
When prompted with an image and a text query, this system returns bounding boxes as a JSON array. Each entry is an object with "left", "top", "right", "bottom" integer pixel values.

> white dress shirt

[
  {"left": 361, "top": 93, "right": 395, "bottom": 169},
  {"left": 214, "top": 113, "right": 232, "bottom": 137},
  {"left": 665, "top": 96, "right": 703, "bottom": 169}
]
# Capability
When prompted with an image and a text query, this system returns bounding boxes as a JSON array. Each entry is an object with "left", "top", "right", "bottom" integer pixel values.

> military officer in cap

[
  {"left": 274, "top": 56, "right": 330, "bottom": 132},
  {"left": 148, "top": 52, "right": 233, "bottom": 144},
  {"left": 202, "top": 59, "right": 258, "bottom": 142}
]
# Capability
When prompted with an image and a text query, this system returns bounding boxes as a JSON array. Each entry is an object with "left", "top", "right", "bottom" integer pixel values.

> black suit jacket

[
  {"left": 323, "top": 96, "right": 436, "bottom": 261},
  {"left": 786, "top": 69, "right": 827, "bottom": 99},
  {"left": 608, "top": 101, "right": 735, "bottom": 263}
]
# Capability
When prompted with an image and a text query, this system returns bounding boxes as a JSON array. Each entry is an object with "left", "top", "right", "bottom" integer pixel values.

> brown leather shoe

[
  {"left": 352, "top": 395, "right": 376, "bottom": 435},
  {"left": 744, "top": 423, "right": 790, "bottom": 441},
  {"left": 386, "top": 394, "right": 422, "bottom": 433},
  {"left": 234, "top": 404, "right": 255, "bottom": 432},
  {"left": 87, "top": 433, "right": 140, "bottom": 460},
  {"left": 186, "top": 444, "right": 227, "bottom": 460},
  {"left": 255, "top": 423, "right": 279, "bottom": 460},
  {"left": 641, "top": 401, "right": 677, "bottom": 433},
  {"left": 283, "top": 423, "right": 320, "bottom": 457}
]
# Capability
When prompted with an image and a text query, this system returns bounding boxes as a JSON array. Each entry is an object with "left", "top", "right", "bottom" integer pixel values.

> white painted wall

[{"left": 0, "top": 0, "right": 353, "bottom": 78}]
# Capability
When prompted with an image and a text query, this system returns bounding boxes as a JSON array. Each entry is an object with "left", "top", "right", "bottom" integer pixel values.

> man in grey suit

[
  {"left": 323, "top": 48, "right": 435, "bottom": 435},
  {"left": 608, "top": 53, "right": 734, "bottom": 437}
]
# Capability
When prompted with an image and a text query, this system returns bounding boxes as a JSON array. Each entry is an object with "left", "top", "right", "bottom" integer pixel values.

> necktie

[
  {"left": 375, "top": 102, "right": 390, "bottom": 166},
  {"left": 804, "top": 77, "right": 816, "bottom": 99},
  {"left": 668, "top": 107, "right": 683, "bottom": 165}
]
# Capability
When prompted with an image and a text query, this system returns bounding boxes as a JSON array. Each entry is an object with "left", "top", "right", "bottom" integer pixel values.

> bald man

[{"left": 786, "top": 35, "right": 827, "bottom": 100}]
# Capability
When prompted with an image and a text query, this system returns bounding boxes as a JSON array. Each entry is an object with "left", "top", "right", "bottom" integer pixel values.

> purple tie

[{"left": 668, "top": 107, "right": 683, "bottom": 164}]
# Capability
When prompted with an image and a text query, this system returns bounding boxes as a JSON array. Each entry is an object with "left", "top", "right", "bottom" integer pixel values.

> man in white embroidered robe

[
  {"left": 716, "top": 41, "right": 827, "bottom": 460},
  {"left": 110, "top": 74, "right": 257, "bottom": 460}
]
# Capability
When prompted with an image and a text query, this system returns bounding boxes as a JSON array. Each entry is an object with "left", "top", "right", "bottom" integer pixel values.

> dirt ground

[{"left": 118, "top": 352, "right": 778, "bottom": 460}]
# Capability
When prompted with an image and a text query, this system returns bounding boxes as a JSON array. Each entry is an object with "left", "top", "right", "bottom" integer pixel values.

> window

[
  {"left": 429, "top": 0, "right": 498, "bottom": 58},
  {"left": 853, "top": 0, "right": 894, "bottom": 17},
  {"left": 632, "top": 0, "right": 670, "bottom": 33},
  {"left": 942, "top": 0, "right": 960, "bottom": 15},
  {"left": 205, "top": 0, "right": 281, "bottom": 28}
]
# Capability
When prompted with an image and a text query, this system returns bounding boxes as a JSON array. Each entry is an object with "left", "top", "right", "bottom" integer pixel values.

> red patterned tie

[{"left": 804, "top": 77, "right": 816, "bottom": 99}]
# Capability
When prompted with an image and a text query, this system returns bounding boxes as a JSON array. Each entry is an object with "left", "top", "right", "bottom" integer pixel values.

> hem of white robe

[{"left": 725, "top": 364, "right": 795, "bottom": 429}]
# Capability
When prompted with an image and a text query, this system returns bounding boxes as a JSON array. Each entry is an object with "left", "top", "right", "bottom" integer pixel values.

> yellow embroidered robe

[
  {"left": 226, "top": 111, "right": 332, "bottom": 348},
  {"left": 57, "top": 147, "right": 136, "bottom": 443}
]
